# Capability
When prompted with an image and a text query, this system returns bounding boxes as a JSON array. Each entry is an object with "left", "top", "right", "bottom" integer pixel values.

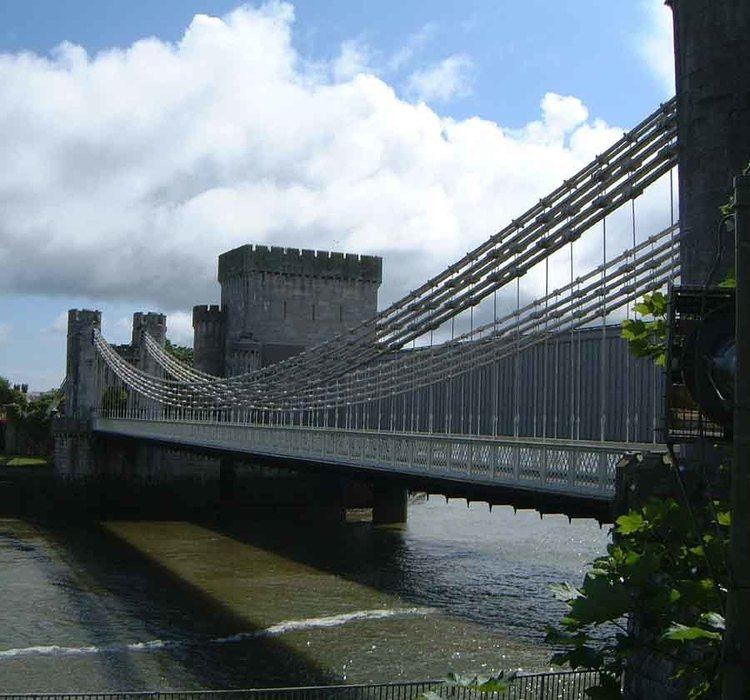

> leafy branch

[
  {"left": 620, "top": 291, "right": 668, "bottom": 367},
  {"left": 418, "top": 671, "right": 518, "bottom": 699},
  {"left": 547, "top": 495, "right": 729, "bottom": 699}
]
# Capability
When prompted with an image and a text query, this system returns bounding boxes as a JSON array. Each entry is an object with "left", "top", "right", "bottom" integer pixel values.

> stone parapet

[{"left": 218, "top": 245, "right": 382, "bottom": 283}]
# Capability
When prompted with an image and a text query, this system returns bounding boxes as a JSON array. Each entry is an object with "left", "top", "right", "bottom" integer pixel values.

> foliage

[
  {"left": 418, "top": 671, "right": 517, "bottom": 699},
  {"left": 1, "top": 376, "right": 62, "bottom": 454},
  {"left": 620, "top": 291, "right": 668, "bottom": 367},
  {"left": 0, "top": 455, "right": 48, "bottom": 467},
  {"left": 718, "top": 160, "right": 750, "bottom": 219},
  {"left": 165, "top": 339, "right": 194, "bottom": 366},
  {"left": 547, "top": 494, "right": 728, "bottom": 698}
]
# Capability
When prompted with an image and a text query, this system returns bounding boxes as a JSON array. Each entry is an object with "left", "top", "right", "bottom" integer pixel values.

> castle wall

[
  {"left": 217, "top": 245, "right": 382, "bottom": 375},
  {"left": 193, "top": 305, "right": 225, "bottom": 375}
]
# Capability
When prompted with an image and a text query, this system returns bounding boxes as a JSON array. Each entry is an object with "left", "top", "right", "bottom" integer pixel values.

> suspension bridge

[{"left": 58, "top": 98, "right": 680, "bottom": 521}]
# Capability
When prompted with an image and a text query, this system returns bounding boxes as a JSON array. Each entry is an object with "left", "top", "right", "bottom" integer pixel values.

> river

[{"left": 0, "top": 498, "right": 609, "bottom": 692}]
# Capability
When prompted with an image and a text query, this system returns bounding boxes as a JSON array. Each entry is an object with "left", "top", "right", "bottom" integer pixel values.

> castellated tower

[
  {"left": 131, "top": 312, "right": 167, "bottom": 377},
  {"left": 132, "top": 312, "right": 166, "bottom": 347},
  {"left": 192, "top": 305, "right": 225, "bottom": 376},
  {"left": 210, "top": 245, "right": 382, "bottom": 377},
  {"left": 65, "top": 309, "right": 102, "bottom": 416}
]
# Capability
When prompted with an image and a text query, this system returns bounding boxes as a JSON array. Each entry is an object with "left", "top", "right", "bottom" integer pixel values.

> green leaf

[
  {"left": 717, "top": 510, "right": 731, "bottom": 526},
  {"left": 700, "top": 612, "right": 725, "bottom": 631},
  {"left": 567, "top": 576, "right": 630, "bottom": 625},
  {"left": 444, "top": 671, "right": 515, "bottom": 693},
  {"left": 633, "top": 302, "right": 652, "bottom": 316},
  {"left": 551, "top": 581, "right": 582, "bottom": 602},
  {"left": 553, "top": 644, "right": 605, "bottom": 670},
  {"left": 615, "top": 512, "right": 646, "bottom": 535},
  {"left": 663, "top": 623, "right": 721, "bottom": 642}
]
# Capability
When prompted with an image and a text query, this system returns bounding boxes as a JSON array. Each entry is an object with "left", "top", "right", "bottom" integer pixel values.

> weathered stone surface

[
  {"left": 211, "top": 245, "right": 382, "bottom": 375},
  {"left": 64, "top": 309, "right": 101, "bottom": 417},
  {"left": 668, "top": 0, "right": 750, "bottom": 285},
  {"left": 193, "top": 304, "right": 225, "bottom": 375}
]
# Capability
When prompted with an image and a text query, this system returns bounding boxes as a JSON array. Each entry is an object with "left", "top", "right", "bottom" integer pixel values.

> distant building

[{"left": 193, "top": 245, "right": 382, "bottom": 376}]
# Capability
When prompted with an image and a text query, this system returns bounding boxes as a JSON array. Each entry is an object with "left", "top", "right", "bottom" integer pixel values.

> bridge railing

[{"left": 92, "top": 412, "right": 665, "bottom": 499}]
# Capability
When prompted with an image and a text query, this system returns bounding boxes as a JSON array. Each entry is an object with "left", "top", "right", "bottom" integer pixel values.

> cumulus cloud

[
  {"left": 0, "top": 1, "right": 670, "bottom": 341},
  {"left": 406, "top": 54, "right": 474, "bottom": 103},
  {"left": 635, "top": 0, "right": 675, "bottom": 96},
  {"left": 332, "top": 39, "right": 372, "bottom": 81}
]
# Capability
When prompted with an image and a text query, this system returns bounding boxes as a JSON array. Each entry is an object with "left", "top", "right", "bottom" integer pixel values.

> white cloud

[
  {"left": 167, "top": 311, "right": 195, "bottom": 346},
  {"left": 332, "top": 39, "right": 372, "bottom": 81},
  {"left": 388, "top": 22, "right": 437, "bottom": 71},
  {"left": 0, "top": 2, "right": 669, "bottom": 337},
  {"left": 635, "top": 0, "right": 675, "bottom": 96},
  {"left": 406, "top": 54, "right": 474, "bottom": 103}
]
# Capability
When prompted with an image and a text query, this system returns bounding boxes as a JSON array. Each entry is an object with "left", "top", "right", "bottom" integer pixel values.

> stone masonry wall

[{"left": 218, "top": 245, "right": 382, "bottom": 375}]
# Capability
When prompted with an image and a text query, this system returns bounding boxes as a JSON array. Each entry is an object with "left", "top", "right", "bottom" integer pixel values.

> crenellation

[
  {"left": 218, "top": 244, "right": 382, "bottom": 283},
  {"left": 132, "top": 311, "right": 166, "bottom": 347}
]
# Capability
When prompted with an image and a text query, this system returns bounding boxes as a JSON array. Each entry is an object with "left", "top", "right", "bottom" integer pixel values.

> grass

[{"left": 0, "top": 455, "right": 49, "bottom": 467}]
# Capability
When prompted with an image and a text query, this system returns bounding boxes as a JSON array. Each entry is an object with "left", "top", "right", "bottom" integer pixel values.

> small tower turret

[
  {"left": 65, "top": 309, "right": 101, "bottom": 417},
  {"left": 192, "top": 305, "right": 225, "bottom": 376}
]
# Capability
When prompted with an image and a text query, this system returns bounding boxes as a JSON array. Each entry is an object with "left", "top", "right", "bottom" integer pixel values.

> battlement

[
  {"left": 133, "top": 311, "right": 166, "bottom": 325},
  {"left": 218, "top": 245, "right": 382, "bottom": 283},
  {"left": 68, "top": 309, "right": 101, "bottom": 328},
  {"left": 193, "top": 304, "right": 225, "bottom": 325},
  {"left": 132, "top": 311, "right": 166, "bottom": 346}
]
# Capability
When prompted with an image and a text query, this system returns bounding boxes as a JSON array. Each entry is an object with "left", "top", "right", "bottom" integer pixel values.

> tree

[{"left": 165, "top": 339, "right": 194, "bottom": 366}]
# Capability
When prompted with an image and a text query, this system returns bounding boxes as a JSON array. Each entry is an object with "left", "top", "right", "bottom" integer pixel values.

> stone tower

[
  {"left": 64, "top": 309, "right": 102, "bottom": 417},
  {"left": 192, "top": 304, "right": 225, "bottom": 376},
  {"left": 131, "top": 312, "right": 167, "bottom": 375},
  {"left": 667, "top": 0, "right": 750, "bottom": 284},
  {"left": 210, "top": 245, "right": 382, "bottom": 376}
]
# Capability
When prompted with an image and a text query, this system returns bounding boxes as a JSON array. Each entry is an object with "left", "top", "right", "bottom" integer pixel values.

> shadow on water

[
  {"left": 207, "top": 514, "right": 413, "bottom": 601},
  {"left": 11, "top": 515, "right": 341, "bottom": 690},
  {"left": 0, "top": 523, "right": 150, "bottom": 691},
  {"left": 198, "top": 500, "right": 602, "bottom": 645},
  {"left": 0, "top": 465, "right": 605, "bottom": 689}
]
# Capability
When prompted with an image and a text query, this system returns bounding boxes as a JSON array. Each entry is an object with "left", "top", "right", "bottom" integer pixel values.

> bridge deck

[{"left": 93, "top": 417, "right": 665, "bottom": 513}]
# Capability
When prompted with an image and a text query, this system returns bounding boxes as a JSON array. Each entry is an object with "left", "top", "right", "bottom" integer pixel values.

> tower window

[
  {"left": 311, "top": 304, "right": 316, "bottom": 321},
  {"left": 282, "top": 300, "right": 287, "bottom": 320},
  {"left": 339, "top": 304, "right": 344, "bottom": 322}
]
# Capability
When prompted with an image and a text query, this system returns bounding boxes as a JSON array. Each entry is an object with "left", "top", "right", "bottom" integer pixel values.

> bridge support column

[
  {"left": 372, "top": 482, "right": 408, "bottom": 525},
  {"left": 220, "top": 457, "right": 236, "bottom": 504},
  {"left": 305, "top": 474, "right": 346, "bottom": 523},
  {"left": 668, "top": 0, "right": 750, "bottom": 284}
]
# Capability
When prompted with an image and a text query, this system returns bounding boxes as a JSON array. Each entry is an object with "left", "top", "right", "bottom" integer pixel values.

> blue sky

[{"left": 0, "top": 1, "right": 674, "bottom": 389}]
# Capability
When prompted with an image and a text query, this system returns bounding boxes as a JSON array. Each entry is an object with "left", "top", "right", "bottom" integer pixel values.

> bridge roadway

[{"left": 92, "top": 414, "right": 666, "bottom": 521}]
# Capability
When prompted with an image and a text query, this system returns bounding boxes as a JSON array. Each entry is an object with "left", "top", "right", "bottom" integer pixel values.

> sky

[{"left": 0, "top": 0, "right": 675, "bottom": 390}]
